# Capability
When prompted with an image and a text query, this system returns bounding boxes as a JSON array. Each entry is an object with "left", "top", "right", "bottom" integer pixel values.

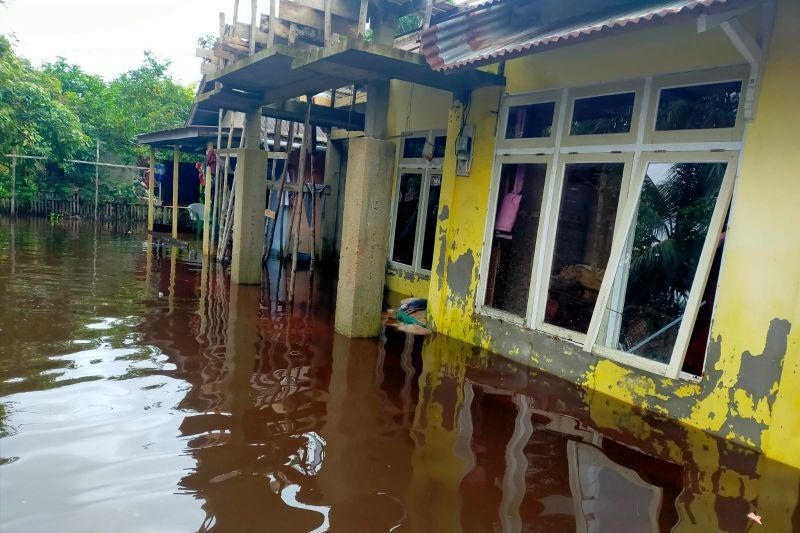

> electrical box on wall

[{"left": 456, "top": 125, "right": 474, "bottom": 176}]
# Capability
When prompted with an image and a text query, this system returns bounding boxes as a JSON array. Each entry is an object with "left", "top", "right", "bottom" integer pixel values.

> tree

[
  {"left": 0, "top": 36, "right": 87, "bottom": 199},
  {"left": 0, "top": 41, "right": 195, "bottom": 203}
]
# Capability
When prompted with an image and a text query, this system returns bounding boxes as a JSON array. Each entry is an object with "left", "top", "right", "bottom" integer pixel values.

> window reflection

[
  {"left": 599, "top": 162, "right": 727, "bottom": 363},
  {"left": 571, "top": 93, "right": 635, "bottom": 135},
  {"left": 545, "top": 163, "right": 624, "bottom": 333},
  {"left": 656, "top": 81, "right": 741, "bottom": 131}
]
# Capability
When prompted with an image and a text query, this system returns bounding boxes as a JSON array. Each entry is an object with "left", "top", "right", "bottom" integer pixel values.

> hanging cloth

[{"left": 495, "top": 166, "right": 526, "bottom": 233}]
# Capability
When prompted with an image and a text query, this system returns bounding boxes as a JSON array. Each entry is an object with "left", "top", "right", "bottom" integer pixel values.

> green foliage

[
  {"left": 396, "top": 15, "right": 421, "bottom": 34},
  {"left": 0, "top": 37, "right": 195, "bottom": 204},
  {"left": 197, "top": 34, "right": 216, "bottom": 50}
]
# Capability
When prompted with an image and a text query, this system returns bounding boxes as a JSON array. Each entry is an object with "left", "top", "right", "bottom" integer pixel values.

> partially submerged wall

[
  {"left": 384, "top": 81, "right": 452, "bottom": 297},
  {"left": 425, "top": 0, "right": 800, "bottom": 466}
]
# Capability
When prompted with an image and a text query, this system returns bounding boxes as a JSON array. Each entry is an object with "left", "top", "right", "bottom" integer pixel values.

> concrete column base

[
  {"left": 231, "top": 147, "right": 268, "bottom": 285},
  {"left": 335, "top": 137, "right": 395, "bottom": 338}
]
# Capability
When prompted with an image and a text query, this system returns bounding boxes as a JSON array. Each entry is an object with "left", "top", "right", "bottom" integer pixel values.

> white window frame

[
  {"left": 475, "top": 154, "right": 552, "bottom": 326},
  {"left": 583, "top": 150, "right": 739, "bottom": 379},
  {"left": 496, "top": 89, "right": 562, "bottom": 152},
  {"left": 644, "top": 64, "right": 749, "bottom": 145},
  {"left": 477, "top": 66, "right": 746, "bottom": 379},
  {"left": 562, "top": 80, "right": 645, "bottom": 147},
  {"left": 532, "top": 152, "right": 635, "bottom": 344},
  {"left": 388, "top": 130, "right": 445, "bottom": 275}
]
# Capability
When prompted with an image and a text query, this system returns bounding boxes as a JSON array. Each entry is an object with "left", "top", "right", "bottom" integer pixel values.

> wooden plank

[
  {"left": 212, "top": 42, "right": 238, "bottom": 61},
  {"left": 287, "top": 0, "right": 359, "bottom": 21},
  {"left": 201, "top": 63, "right": 220, "bottom": 75},
  {"left": 278, "top": 1, "right": 358, "bottom": 38},
  {"left": 196, "top": 47, "right": 216, "bottom": 60}
]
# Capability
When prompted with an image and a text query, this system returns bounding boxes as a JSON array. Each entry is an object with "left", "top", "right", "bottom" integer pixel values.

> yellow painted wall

[
  {"left": 384, "top": 81, "right": 451, "bottom": 297},
  {"left": 421, "top": 0, "right": 800, "bottom": 465}
]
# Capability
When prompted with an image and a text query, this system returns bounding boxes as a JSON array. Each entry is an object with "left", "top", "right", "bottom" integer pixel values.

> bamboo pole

[
  {"left": 233, "top": 0, "right": 240, "bottom": 24},
  {"left": 148, "top": 146, "right": 155, "bottom": 231},
  {"left": 216, "top": 176, "right": 236, "bottom": 262},
  {"left": 211, "top": 109, "right": 224, "bottom": 253},
  {"left": 172, "top": 144, "right": 180, "bottom": 238},
  {"left": 266, "top": 121, "right": 296, "bottom": 258},
  {"left": 219, "top": 115, "right": 236, "bottom": 232},
  {"left": 288, "top": 100, "right": 312, "bottom": 303},
  {"left": 202, "top": 140, "right": 214, "bottom": 256},
  {"left": 10, "top": 150, "right": 16, "bottom": 217}
]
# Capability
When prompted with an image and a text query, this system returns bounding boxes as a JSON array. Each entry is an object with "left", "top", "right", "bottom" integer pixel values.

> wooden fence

[{"left": 0, "top": 197, "right": 174, "bottom": 223}]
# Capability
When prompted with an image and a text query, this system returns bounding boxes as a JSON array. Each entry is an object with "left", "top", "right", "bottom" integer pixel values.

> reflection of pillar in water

[
  {"left": 317, "top": 335, "right": 410, "bottom": 530},
  {"left": 198, "top": 255, "right": 209, "bottom": 341},
  {"left": 168, "top": 248, "right": 177, "bottom": 315},
  {"left": 145, "top": 235, "right": 153, "bottom": 298},
  {"left": 406, "top": 338, "right": 475, "bottom": 531},
  {"left": 500, "top": 394, "right": 534, "bottom": 533},
  {"left": 222, "top": 283, "right": 260, "bottom": 419}
]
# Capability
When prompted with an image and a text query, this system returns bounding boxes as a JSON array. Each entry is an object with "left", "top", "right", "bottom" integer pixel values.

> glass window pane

[
  {"left": 420, "top": 173, "right": 442, "bottom": 270},
  {"left": 392, "top": 173, "right": 423, "bottom": 266},
  {"left": 545, "top": 163, "right": 624, "bottom": 333},
  {"left": 656, "top": 81, "right": 742, "bottom": 131},
  {"left": 570, "top": 93, "right": 635, "bottom": 135},
  {"left": 433, "top": 136, "right": 447, "bottom": 158},
  {"left": 598, "top": 162, "right": 727, "bottom": 364},
  {"left": 403, "top": 137, "right": 427, "bottom": 158},
  {"left": 484, "top": 163, "right": 548, "bottom": 317},
  {"left": 505, "top": 102, "right": 555, "bottom": 139}
]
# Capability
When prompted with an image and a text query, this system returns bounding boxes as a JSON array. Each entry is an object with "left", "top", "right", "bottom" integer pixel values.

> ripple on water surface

[{"left": 1, "top": 218, "right": 799, "bottom": 533}]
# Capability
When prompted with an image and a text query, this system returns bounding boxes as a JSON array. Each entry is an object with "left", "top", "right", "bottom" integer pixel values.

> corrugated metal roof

[{"left": 421, "top": 0, "right": 742, "bottom": 71}]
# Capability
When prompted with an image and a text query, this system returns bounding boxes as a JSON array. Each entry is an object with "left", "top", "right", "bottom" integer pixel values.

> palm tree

[{"left": 619, "top": 162, "right": 725, "bottom": 357}]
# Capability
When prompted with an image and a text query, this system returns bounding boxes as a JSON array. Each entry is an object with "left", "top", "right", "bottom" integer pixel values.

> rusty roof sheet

[{"left": 421, "top": 0, "right": 741, "bottom": 71}]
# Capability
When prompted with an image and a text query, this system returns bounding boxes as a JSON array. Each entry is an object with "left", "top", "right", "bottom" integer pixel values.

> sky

[{"left": 0, "top": 0, "right": 250, "bottom": 86}]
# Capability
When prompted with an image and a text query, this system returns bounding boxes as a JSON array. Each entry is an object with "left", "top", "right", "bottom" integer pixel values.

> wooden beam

[
  {"left": 201, "top": 63, "right": 219, "bottom": 75},
  {"left": 285, "top": 0, "right": 360, "bottom": 21},
  {"left": 196, "top": 47, "right": 215, "bottom": 60},
  {"left": 268, "top": 0, "right": 277, "bottom": 47},
  {"left": 249, "top": 0, "right": 258, "bottom": 55},
  {"left": 324, "top": 0, "right": 333, "bottom": 46},
  {"left": 423, "top": 0, "right": 434, "bottom": 29},
  {"left": 263, "top": 99, "right": 365, "bottom": 129},
  {"left": 358, "top": 0, "right": 368, "bottom": 38},
  {"left": 278, "top": 1, "right": 358, "bottom": 38}
]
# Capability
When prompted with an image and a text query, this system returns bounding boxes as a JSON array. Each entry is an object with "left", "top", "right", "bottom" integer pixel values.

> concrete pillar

[
  {"left": 230, "top": 110, "right": 268, "bottom": 285},
  {"left": 364, "top": 79, "right": 390, "bottom": 139},
  {"left": 320, "top": 138, "right": 342, "bottom": 263},
  {"left": 171, "top": 144, "right": 180, "bottom": 238},
  {"left": 334, "top": 137, "right": 395, "bottom": 337},
  {"left": 147, "top": 146, "right": 155, "bottom": 231},
  {"left": 202, "top": 141, "right": 214, "bottom": 256}
]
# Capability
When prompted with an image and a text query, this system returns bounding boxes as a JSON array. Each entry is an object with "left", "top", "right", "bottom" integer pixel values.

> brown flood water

[{"left": 1, "top": 218, "right": 799, "bottom": 532}]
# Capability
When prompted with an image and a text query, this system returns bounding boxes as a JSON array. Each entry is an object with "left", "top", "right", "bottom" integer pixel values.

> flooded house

[{"left": 139, "top": 0, "right": 798, "bottom": 515}]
